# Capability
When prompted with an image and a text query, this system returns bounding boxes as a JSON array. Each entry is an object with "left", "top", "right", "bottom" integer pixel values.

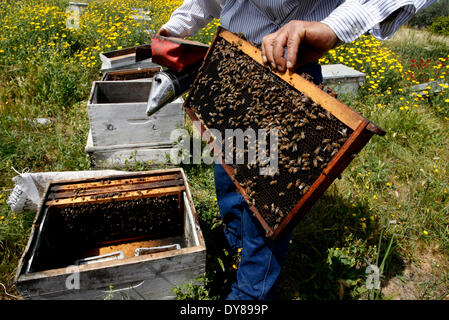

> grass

[{"left": 1, "top": 0, "right": 449, "bottom": 300}]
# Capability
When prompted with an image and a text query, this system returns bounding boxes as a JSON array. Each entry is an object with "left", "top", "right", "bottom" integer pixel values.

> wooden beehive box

[
  {"left": 85, "top": 80, "right": 184, "bottom": 167},
  {"left": 100, "top": 67, "right": 161, "bottom": 81},
  {"left": 321, "top": 64, "right": 366, "bottom": 95},
  {"left": 15, "top": 169, "right": 206, "bottom": 300},
  {"left": 183, "top": 27, "right": 385, "bottom": 240},
  {"left": 99, "top": 44, "right": 156, "bottom": 71}
]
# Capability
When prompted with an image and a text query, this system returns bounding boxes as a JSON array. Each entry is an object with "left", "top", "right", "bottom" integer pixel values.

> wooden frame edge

[{"left": 270, "top": 120, "right": 375, "bottom": 239}]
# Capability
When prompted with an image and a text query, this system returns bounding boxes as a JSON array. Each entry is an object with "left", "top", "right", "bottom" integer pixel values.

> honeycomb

[
  {"left": 185, "top": 36, "right": 354, "bottom": 231},
  {"left": 48, "top": 195, "right": 182, "bottom": 244}
]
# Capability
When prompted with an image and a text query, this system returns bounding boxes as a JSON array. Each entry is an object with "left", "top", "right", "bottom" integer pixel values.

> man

[{"left": 158, "top": 0, "right": 435, "bottom": 300}]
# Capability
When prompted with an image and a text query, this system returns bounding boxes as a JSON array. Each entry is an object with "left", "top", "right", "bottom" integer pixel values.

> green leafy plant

[
  {"left": 429, "top": 15, "right": 449, "bottom": 36},
  {"left": 173, "top": 274, "right": 215, "bottom": 300}
]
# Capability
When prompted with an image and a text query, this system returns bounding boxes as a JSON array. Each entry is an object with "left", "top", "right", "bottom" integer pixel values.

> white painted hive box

[
  {"left": 321, "top": 64, "right": 366, "bottom": 95},
  {"left": 86, "top": 80, "right": 184, "bottom": 166}
]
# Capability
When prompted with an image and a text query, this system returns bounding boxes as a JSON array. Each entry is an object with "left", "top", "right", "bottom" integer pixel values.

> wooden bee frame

[
  {"left": 15, "top": 169, "right": 206, "bottom": 300},
  {"left": 183, "top": 27, "right": 385, "bottom": 240}
]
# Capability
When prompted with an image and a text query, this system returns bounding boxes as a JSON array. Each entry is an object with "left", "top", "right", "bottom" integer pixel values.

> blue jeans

[{"left": 214, "top": 63, "right": 323, "bottom": 300}]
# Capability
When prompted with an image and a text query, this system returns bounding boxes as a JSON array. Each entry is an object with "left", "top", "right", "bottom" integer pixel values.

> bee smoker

[
  {"left": 146, "top": 62, "right": 201, "bottom": 117},
  {"left": 146, "top": 36, "right": 208, "bottom": 117}
]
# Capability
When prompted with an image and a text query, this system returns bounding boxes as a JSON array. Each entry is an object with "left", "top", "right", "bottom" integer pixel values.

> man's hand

[
  {"left": 156, "top": 28, "right": 171, "bottom": 37},
  {"left": 261, "top": 21, "right": 338, "bottom": 72}
]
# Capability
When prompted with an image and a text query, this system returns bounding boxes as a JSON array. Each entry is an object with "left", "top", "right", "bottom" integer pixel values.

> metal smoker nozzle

[{"left": 146, "top": 64, "right": 201, "bottom": 117}]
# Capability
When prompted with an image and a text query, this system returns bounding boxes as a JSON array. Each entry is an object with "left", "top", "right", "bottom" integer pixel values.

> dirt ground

[{"left": 382, "top": 245, "right": 449, "bottom": 300}]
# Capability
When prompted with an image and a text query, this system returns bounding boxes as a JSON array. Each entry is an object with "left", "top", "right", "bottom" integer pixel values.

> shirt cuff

[
  {"left": 321, "top": 1, "right": 378, "bottom": 43},
  {"left": 161, "top": 19, "right": 192, "bottom": 38}
]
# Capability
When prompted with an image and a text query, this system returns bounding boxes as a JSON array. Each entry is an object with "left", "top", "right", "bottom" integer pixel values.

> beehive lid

[{"left": 321, "top": 64, "right": 366, "bottom": 81}]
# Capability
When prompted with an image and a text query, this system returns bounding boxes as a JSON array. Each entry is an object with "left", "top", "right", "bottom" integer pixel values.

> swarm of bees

[
  {"left": 187, "top": 37, "right": 353, "bottom": 229},
  {"left": 48, "top": 195, "right": 182, "bottom": 244}
]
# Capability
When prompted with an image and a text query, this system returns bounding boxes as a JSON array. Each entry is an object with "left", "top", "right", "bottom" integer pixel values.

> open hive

[
  {"left": 15, "top": 169, "right": 206, "bottom": 300},
  {"left": 183, "top": 28, "right": 385, "bottom": 240}
]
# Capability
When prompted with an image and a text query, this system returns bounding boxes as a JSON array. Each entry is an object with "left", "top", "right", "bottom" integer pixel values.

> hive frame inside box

[
  {"left": 14, "top": 169, "right": 206, "bottom": 300},
  {"left": 183, "top": 27, "right": 385, "bottom": 240},
  {"left": 85, "top": 80, "right": 184, "bottom": 167},
  {"left": 100, "top": 66, "right": 161, "bottom": 81}
]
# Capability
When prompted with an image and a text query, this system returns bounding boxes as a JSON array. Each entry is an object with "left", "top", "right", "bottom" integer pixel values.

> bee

[
  {"left": 322, "top": 138, "right": 331, "bottom": 144},
  {"left": 287, "top": 182, "right": 293, "bottom": 190},
  {"left": 313, "top": 159, "right": 318, "bottom": 167},
  {"left": 316, "top": 125, "right": 324, "bottom": 131},
  {"left": 339, "top": 128, "right": 348, "bottom": 137},
  {"left": 279, "top": 192, "right": 285, "bottom": 197},
  {"left": 300, "top": 131, "right": 306, "bottom": 140},
  {"left": 318, "top": 112, "right": 326, "bottom": 119},
  {"left": 314, "top": 146, "right": 321, "bottom": 155},
  {"left": 270, "top": 180, "right": 278, "bottom": 185},
  {"left": 316, "top": 155, "right": 324, "bottom": 162},
  {"left": 292, "top": 143, "right": 298, "bottom": 152},
  {"left": 332, "top": 142, "right": 341, "bottom": 148}
]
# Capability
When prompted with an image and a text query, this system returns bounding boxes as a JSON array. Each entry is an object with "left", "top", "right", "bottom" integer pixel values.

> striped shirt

[{"left": 161, "top": 0, "right": 435, "bottom": 44}]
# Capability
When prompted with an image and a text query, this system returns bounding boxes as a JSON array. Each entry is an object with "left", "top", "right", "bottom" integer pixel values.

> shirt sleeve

[
  {"left": 161, "top": 0, "right": 225, "bottom": 37},
  {"left": 321, "top": 0, "right": 437, "bottom": 43}
]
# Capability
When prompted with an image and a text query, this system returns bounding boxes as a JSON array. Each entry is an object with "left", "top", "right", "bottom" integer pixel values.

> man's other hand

[
  {"left": 156, "top": 28, "right": 171, "bottom": 37},
  {"left": 261, "top": 21, "right": 338, "bottom": 72}
]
